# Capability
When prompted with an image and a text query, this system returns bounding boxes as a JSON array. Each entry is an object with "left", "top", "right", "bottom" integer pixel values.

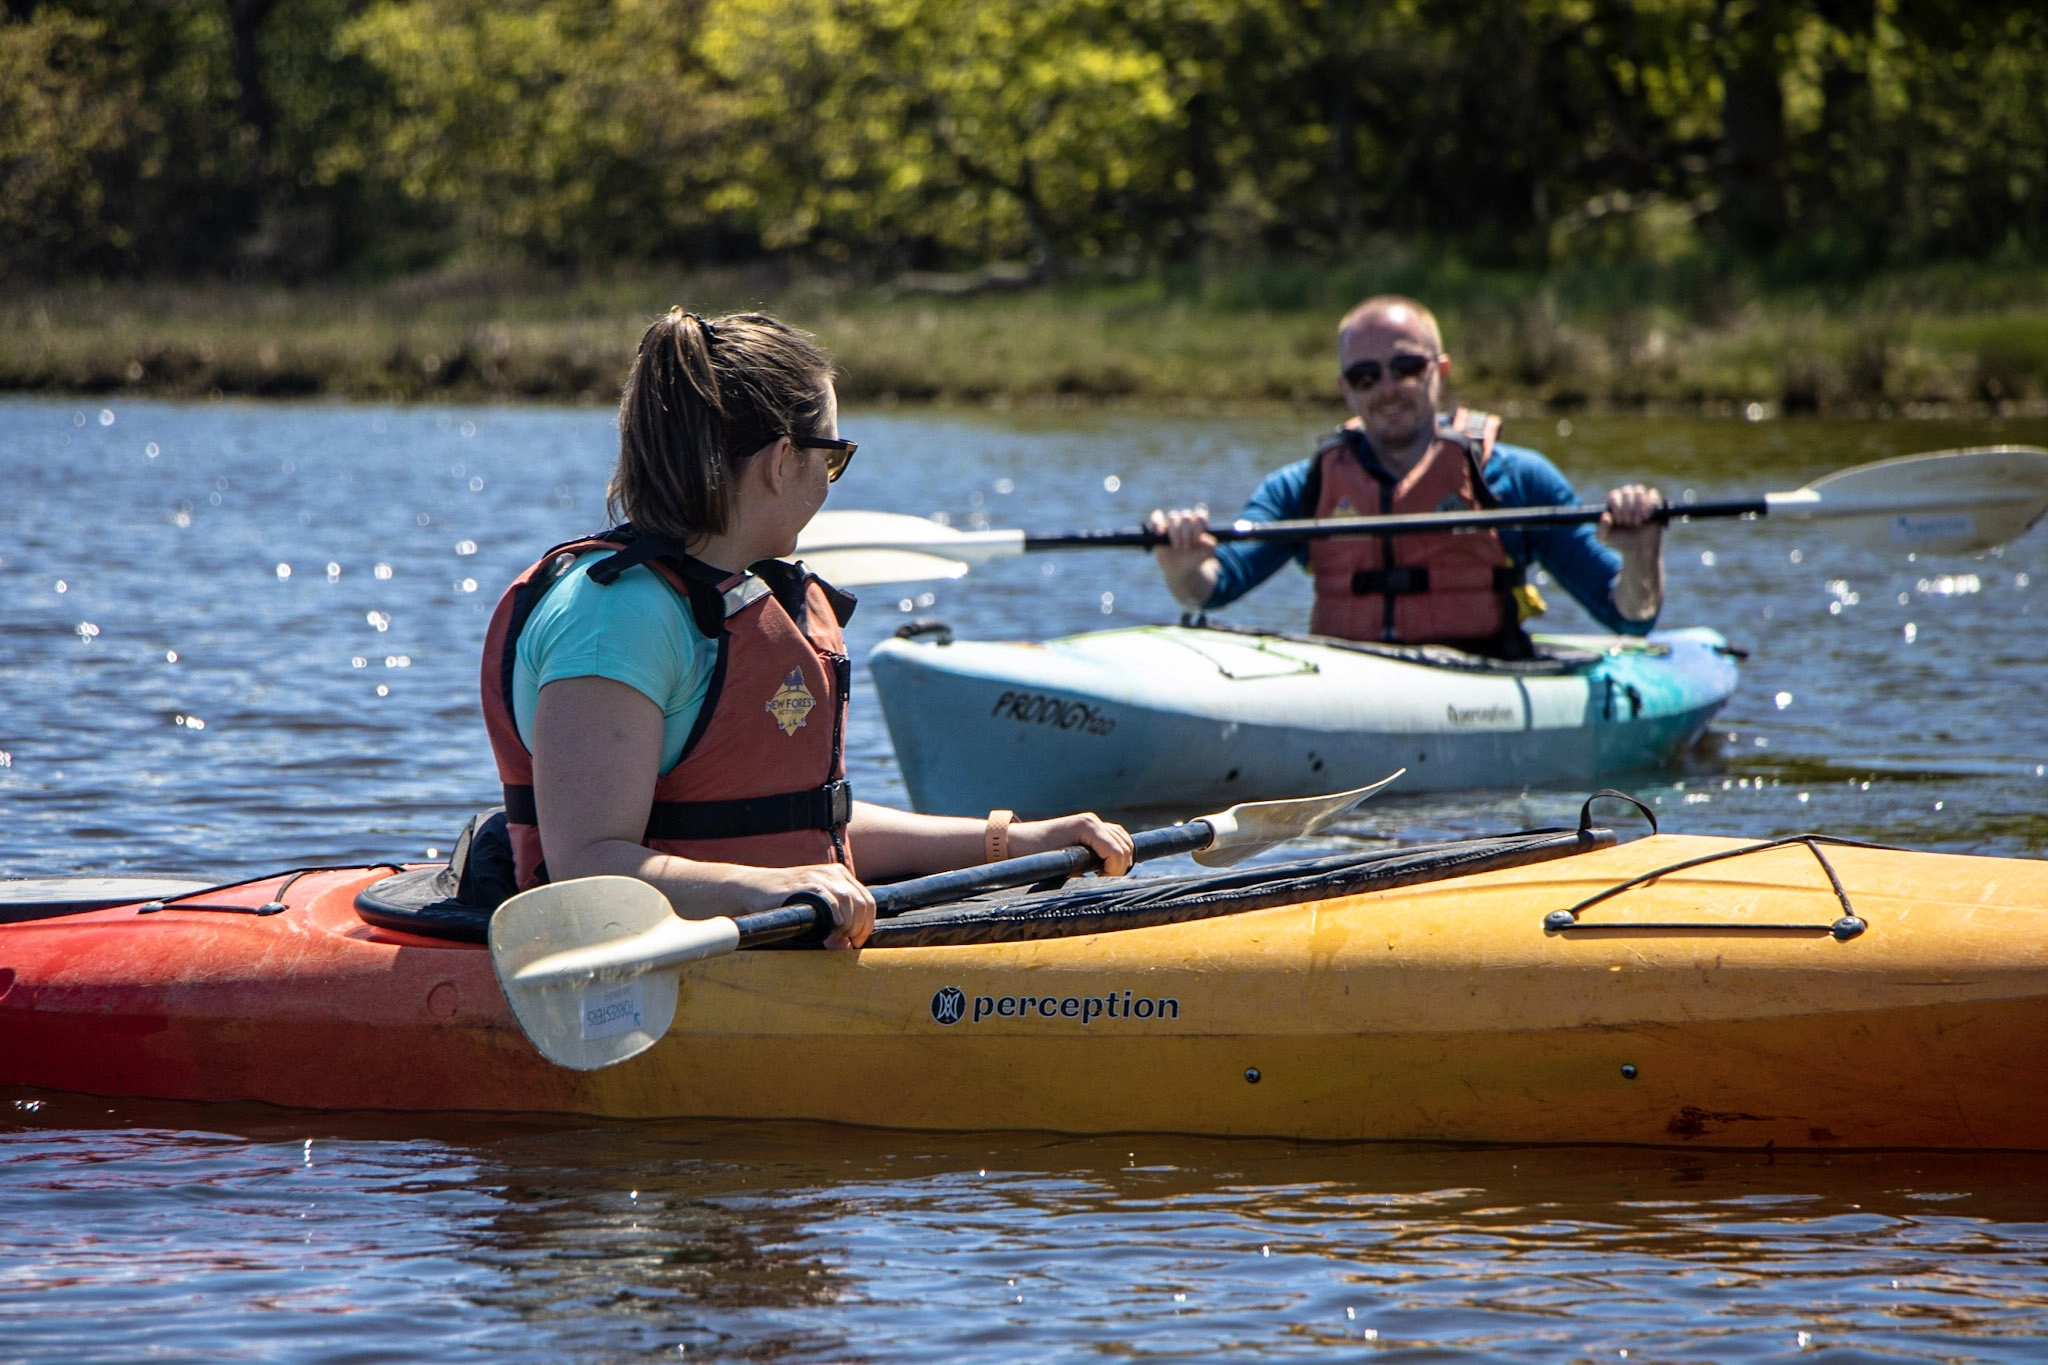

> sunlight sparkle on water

[{"left": 6, "top": 402, "right": 2048, "bottom": 1365}]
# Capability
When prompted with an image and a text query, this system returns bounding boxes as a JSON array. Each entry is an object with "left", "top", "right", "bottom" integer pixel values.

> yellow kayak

[{"left": 5, "top": 832, "right": 2046, "bottom": 1148}]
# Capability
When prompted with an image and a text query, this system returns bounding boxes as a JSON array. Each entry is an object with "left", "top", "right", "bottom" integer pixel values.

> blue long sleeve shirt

[{"left": 1206, "top": 438, "right": 1655, "bottom": 636}]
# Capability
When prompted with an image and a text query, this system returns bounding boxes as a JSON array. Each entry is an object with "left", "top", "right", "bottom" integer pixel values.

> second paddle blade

[
  {"left": 1193, "top": 769, "right": 1405, "bottom": 868},
  {"left": 1789, "top": 445, "right": 2048, "bottom": 556},
  {"left": 796, "top": 546, "right": 972, "bottom": 587},
  {"left": 489, "top": 875, "right": 683, "bottom": 1071}
]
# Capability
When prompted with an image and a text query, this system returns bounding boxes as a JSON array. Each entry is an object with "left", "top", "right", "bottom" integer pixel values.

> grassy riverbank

[{"left": 6, "top": 261, "right": 2047, "bottom": 414}]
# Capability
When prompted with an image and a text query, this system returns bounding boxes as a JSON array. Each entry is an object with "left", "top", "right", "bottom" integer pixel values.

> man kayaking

[
  {"left": 1149, "top": 295, "right": 1665, "bottom": 656},
  {"left": 482, "top": 309, "right": 1133, "bottom": 949}
]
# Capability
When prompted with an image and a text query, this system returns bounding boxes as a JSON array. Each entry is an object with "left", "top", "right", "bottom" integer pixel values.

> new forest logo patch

[
  {"left": 765, "top": 669, "right": 816, "bottom": 736},
  {"left": 929, "top": 985, "right": 1180, "bottom": 1026}
]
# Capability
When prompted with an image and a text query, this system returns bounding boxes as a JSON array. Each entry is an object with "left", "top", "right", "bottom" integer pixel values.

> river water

[{"left": 4, "top": 396, "right": 2047, "bottom": 1361}]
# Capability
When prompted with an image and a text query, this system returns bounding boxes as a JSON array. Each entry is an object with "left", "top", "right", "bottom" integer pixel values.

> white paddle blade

[
  {"left": 796, "top": 547, "right": 972, "bottom": 587},
  {"left": 490, "top": 876, "right": 732, "bottom": 1071},
  {"left": 796, "top": 511, "right": 1027, "bottom": 584},
  {"left": 1192, "top": 769, "right": 1405, "bottom": 868},
  {"left": 1768, "top": 445, "right": 2048, "bottom": 556}
]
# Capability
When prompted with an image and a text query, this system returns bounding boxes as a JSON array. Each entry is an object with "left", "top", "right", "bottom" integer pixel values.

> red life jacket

[
  {"left": 480, "top": 527, "right": 856, "bottom": 893},
  {"left": 1305, "top": 408, "right": 1530, "bottom": 655}
]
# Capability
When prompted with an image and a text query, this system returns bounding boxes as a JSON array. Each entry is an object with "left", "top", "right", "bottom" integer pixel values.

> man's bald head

[{"left": 1338, "top": 295, "right": 1443, "bottom": 355}]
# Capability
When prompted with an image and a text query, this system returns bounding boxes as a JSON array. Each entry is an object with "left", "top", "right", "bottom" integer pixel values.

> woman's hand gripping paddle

[
  {"left": 489, "top": 771, "right": 1403, "bottom": 1070},
  {"left": 795, "top": 446, "right": 2048, "bottom": 586}
]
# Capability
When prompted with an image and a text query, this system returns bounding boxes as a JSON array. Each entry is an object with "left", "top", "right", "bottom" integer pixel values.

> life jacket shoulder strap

[
  {"left": 1444, "top": 408, "right": 1504, "bottom": 511},
  {"left": 583, "top": 524, "right": 771, "bottom": 638}
]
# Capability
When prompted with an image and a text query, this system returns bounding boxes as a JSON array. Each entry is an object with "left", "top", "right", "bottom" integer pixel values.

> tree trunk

[
  {"left": 1715, "top": 0, "right": 1788, "bottom": 249},
  {"left": 227, "top": 0, "right": 280, "bottom": 165}
]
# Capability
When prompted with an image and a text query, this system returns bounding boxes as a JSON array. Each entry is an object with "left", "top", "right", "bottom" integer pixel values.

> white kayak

[{"left": 869, "top": 622, "right": 1741, "bottom": 815}]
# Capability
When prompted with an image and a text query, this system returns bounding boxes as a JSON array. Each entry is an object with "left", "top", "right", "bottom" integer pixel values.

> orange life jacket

[
  {"left": 1305, "top": 408, "right": 1530, "bottom": 655},
  {"left": 480, "top": 527, "right": 856, "bottom": 893}
]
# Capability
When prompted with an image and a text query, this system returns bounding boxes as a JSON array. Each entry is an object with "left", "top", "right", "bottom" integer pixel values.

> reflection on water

[
  {"left": 7, "top": 1095, "right": 2048, "bottom": 1363},
  {"left": 4, "top": 398, "right": 2048, "bottom": 1361}
]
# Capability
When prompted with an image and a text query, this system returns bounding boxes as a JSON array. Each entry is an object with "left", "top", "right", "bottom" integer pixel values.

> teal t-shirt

[{"left": 511, "top": 551, "right": 717, "bottom": 774}]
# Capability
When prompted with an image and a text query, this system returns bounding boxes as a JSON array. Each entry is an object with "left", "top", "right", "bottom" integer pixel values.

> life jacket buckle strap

[
  {"left": 503, "top": 783, "right": 539, "bottom": 826},
  {"left": 641, "top": 779, "right": 854, "bottom": 842},
  {"left": 503, "top": 780, "right": 852, "bottom": 841},
  {"left": 1351, "top": 566, "right": 1430, "bottom": 595}
]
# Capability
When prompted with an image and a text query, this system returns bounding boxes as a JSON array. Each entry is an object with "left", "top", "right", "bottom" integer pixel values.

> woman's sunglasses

[
  {"left": 1342, "top": 353, "right": 1435, "bottom": 389},
  {"left": 790, "top": 434, "right": 858, "bottom": 482}
]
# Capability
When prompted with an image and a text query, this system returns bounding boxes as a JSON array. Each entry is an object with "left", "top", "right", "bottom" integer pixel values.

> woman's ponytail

[{"left": 610, "top": 309, "right": 833, "bottom": 545}]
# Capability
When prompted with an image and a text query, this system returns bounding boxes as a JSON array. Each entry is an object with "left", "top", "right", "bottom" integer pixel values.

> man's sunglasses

[
  {"left": 790, "top": 434, "right": 858, "bottom": 482},
  {"left": 1342, "top": 353, "right": 1436, "bottom": 389}
]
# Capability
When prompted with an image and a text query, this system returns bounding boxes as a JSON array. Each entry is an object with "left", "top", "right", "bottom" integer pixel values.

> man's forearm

[
  {"left": 1611, "top": 538, "right": 1664, "bottom": 622},
  {"left": 1164, "top": 556, "right": 1219, "bottom": 610}
]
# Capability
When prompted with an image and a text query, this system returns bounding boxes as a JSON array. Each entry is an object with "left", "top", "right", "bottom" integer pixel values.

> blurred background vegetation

[{"left": 3, "top": 0, "right": 2045, "bottom": 409}]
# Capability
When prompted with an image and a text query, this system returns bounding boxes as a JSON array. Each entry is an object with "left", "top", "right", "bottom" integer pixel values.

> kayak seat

[{"left": 353, "top": 808, "right": 516, "bottom": 943}]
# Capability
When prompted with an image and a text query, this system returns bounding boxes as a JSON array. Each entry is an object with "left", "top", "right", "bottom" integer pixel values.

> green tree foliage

[{"left": 1, "top": 0, "right": 2042, "bottom": 279}]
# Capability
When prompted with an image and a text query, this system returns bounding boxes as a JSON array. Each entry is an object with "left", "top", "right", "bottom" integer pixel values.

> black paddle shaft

[
  {"left": 1020, "top": 498, "right": 1770, "bottom": 551},
  {"left": 873, "top": 820, "right": 1214, "bottom": 917},
  {"left": 734, "top": 892, "right": 835, "bottom": 948},
  {"left": 731, "top": 821, "right": 1217, "bottom": 946}
]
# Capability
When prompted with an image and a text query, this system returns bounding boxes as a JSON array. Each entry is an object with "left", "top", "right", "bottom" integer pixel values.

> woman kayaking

[{"left": 480, "top": 308, "right": 1134, "bottom": 950}]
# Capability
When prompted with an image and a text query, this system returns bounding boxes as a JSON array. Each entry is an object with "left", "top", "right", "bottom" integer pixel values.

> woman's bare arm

[
  {"left": 531, "top": 676, "right": 874, "bottom": 947},
  {"left": 848, "top": 801, "right": 1134, "bottom": 882}
]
